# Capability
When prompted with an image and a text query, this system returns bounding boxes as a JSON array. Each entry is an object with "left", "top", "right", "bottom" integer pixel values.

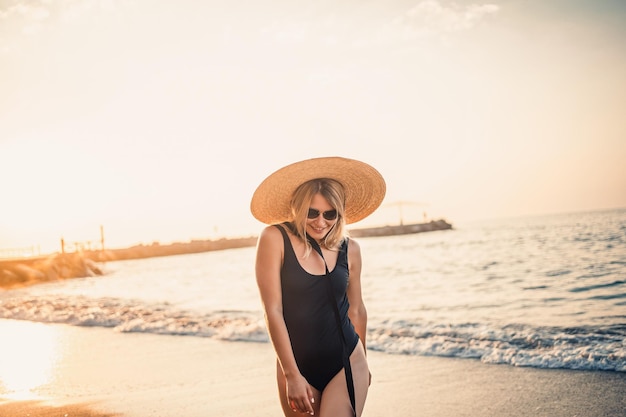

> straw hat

[{"left": 250, "top": 156, "right": 386, "bottom": 225}]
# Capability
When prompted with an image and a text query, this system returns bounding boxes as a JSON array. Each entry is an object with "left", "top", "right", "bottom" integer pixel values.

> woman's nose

[{"left": 314, "top": 214, "right": 327, "bottom": 225}]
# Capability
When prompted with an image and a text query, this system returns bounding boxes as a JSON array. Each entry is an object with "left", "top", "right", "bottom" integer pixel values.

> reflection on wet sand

[
  {"left": 0, "top": 400, "right": 121, "bottom": 417},
  {"left": 0, "top": 320, "right": 59, "bottom": 401}
]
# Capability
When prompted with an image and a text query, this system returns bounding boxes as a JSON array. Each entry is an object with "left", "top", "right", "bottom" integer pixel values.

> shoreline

[{"left": 1, "top": 319, "right": 625, "bottom": 417}]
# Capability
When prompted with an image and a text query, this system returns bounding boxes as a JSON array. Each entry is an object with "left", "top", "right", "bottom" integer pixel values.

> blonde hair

[{"left": 289, "top": 178, "right": 347, "bottom": 255}]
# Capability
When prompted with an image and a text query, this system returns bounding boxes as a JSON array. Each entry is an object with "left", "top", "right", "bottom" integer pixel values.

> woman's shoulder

[
  {"left": 259, "top": 223, "right": 283, "bottom": 236},
  {"left": 345, "top": 235, "right": 362, "bottom": 255},
  {"left": 256, "top": 226, "right": 288, "bottom": 263},
  {"left": 261, "top": 222, "right": 298, "bottom": 242},
  {"left": 345, "top": 235, "right": 360, "bottom": 248}
]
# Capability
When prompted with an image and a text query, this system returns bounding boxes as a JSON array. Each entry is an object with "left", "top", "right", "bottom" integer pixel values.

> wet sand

[{"left": 0, "top": 319, "right": 624, "bottom": 417}]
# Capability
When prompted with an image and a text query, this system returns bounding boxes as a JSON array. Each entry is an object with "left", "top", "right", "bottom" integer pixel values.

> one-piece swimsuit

[{"left": 275, "top": 224, "right": 360, "bottom": 392}]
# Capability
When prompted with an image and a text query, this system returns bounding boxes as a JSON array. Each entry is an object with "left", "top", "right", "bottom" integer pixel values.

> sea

[{"left": 1, "top": 208, "right": 625, "bottom": 373}]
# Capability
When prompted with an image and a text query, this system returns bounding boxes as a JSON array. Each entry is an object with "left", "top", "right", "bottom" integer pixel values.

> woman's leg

[
  {"left": 276, "top": 361, "right": 322, "bottom": 416},
  {"left": 318, "top": 341, "right": 369, "bottom": 417}
]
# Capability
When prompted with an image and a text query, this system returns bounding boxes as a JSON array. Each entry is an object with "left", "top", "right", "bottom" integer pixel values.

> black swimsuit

[{"left": 276, "top": 224, "right": 360, "bottom": 392}]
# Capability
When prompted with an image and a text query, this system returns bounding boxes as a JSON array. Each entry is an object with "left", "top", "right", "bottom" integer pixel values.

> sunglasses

[{"left": 307, "top": 208, "right": 338, "bottom": 221}]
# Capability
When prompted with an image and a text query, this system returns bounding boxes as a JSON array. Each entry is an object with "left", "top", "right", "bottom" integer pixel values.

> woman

[{"left": 251, "top": 156, "right": 386, "bottom": 417}]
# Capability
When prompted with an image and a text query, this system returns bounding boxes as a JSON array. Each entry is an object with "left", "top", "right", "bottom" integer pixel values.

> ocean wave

[
  {"left": 1, "top": 294, "right": 624, "bottom": 373},
  {"left": 367, "top": 320, "right": 626, "bottom": 373},
  {"left": 545, "top": 269, "right": 572, "bottom": 277},
  {"left": 0, "top": 295, "right": 268, "bottom": 342},
  {"left": 587, "top": 292, "right": 626, "bottom": 301},
  {"left": 569, "top": 280, "right": 626, "bottom": 293}
]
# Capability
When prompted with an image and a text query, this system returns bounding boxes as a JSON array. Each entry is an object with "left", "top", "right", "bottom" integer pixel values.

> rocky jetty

[
  {"left": 90, "top": 236, "right": 258, "bottom": 262},
  {"left": 0, "top": 236, "right": 258, "bottom": 289},
  {"left": 349, "top": 218, "right": 453, "bottom": 238},
  {"left": 0, "top": 253, "right": 103, "bottom": 289}
]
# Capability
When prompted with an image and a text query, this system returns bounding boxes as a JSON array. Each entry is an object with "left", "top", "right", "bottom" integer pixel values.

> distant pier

[
  {"left": 349, "top": 219, "right": 453, "bottom": 238},
  {"left": 0, "top": 235, "right": 257, "bottom": 289}
]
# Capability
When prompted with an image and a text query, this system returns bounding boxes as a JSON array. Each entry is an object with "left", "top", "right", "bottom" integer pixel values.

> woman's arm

[
  {"left": 255, "top": 226, "right": 314, "bottom": 414},
  {"left": 347, "top": 238, "right": 368, "bottom": 351}
]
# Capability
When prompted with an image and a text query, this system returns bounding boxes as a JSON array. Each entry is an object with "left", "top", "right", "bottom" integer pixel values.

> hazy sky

[{"left": 1, "top": 0, "right": 625, "bottom": 252}]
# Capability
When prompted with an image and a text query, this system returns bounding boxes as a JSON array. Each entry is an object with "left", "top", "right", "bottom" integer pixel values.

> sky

[{"left": 1, "top": 0, "right": 625, "bottom": 253}]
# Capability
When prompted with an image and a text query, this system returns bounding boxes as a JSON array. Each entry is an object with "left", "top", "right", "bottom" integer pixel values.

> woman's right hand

[{"left": 286, "top": 373, "right": 315, "bottom": 415}]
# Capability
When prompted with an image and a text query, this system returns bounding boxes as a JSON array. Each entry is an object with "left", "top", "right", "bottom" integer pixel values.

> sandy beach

[{"left": 0, "top": 320, "right": 624, "bottom": 417}]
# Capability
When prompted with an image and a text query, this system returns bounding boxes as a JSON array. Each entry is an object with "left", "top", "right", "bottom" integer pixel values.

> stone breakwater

[
  {"left": 0, "top": 236, "right": 258, "bottom": 290},
  {"left": 349, "top": 218, "right": 453, "bottom": 237},
  {"left": 0, "top": 253, "right": 103, "bottom": 289}
]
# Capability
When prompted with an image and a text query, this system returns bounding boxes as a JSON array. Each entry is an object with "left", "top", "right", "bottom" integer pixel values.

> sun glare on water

[{"left": 0, "top": 320, "right": 60, "bottom": 400}]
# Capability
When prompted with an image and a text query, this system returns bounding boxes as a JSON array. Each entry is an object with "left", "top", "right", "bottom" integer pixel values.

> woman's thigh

[{"left": 319, "top": 342, "right": 370, "bottom": 417}]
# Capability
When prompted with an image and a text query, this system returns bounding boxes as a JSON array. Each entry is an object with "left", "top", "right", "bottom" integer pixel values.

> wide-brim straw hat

[{"left": 250, "top": 156, "right": 386, "bottom": 225}]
